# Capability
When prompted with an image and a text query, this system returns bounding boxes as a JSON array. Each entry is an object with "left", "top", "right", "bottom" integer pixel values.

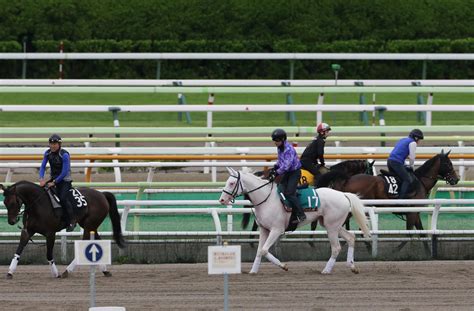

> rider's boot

[
  {"left": 64, "top": 201, "right": 76, "bottom": 232},
  {"left": 288, "top": 196, "right": 306, "bottom": 224}
]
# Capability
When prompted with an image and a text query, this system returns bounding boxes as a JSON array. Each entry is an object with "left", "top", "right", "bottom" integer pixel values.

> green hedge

[{"left": 1, "top": 38, "right": 472, "bottom": 79}]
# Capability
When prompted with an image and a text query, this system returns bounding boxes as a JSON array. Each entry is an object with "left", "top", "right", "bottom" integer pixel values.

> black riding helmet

[
  {"left": 48, "top": 134, "right": 62, "bottom": 144},
  {"left": 271, "top": 128, "right": 287, "bottom": 142},
  {"left": 409, "top": 129, "right": 424, "bottom": 140}
]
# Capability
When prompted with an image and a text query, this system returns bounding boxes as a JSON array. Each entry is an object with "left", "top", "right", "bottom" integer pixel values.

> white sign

[
  {"left": 208, "top": 245, "right": 241, "bottom": 275},
  {"left": 75, "top": 240, "right": 111, "bottom": 266}
]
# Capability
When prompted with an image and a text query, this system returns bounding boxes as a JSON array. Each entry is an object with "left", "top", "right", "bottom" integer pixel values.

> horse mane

[
  {"left": 414, "top": 154, "right": 441, "bottom": 178},
  {"left": 331, "top": 160, "right": 365, "bottom": 172}
]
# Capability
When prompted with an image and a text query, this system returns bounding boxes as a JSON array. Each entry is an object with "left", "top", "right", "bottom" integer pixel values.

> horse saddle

[
  {"left": 277, "top": 185, "right": 320, "bottom": 212},
  {"left": 47, "top": 187, "right": 88, "bottom": 210},
  {"left": 379, "top": 170, "right": 416, "bottom": 198}
]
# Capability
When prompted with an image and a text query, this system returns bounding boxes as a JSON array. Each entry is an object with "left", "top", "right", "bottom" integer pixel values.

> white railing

[
  {"left": 1, "top": 160, "right": 473, "bottom": 183},
  {"left": 1, "top": 52, "right": 472, "bottom": 60},
  {"left": 0, "top": 199, "right": 473, "bottom": 259},
  {"left": 1, "top": 79, "right": 473, "bottom": 87}
]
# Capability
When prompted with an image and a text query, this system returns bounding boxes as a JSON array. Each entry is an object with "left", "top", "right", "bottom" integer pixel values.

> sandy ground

[{"left": 0, "top": 261, "right": 473, "bottom": 311}]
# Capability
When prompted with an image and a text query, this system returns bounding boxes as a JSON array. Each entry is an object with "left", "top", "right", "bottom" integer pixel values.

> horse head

[
  {"left": 0, "top": 184, "right": 22, "bottom": 225},
  {"left": 219, "top": 167, "right": 243, "bottom": 205},
  {"left": 439, "top": 149, "right": 459, "bottom": 185}
]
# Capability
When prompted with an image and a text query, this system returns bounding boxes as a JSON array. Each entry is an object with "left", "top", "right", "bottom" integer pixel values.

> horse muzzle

[
  {"left": 8, "top": 216, "right": 19, "bottom": 226},
  {"left": 447, "top": 177, "right": 459, "bottom": 185}
]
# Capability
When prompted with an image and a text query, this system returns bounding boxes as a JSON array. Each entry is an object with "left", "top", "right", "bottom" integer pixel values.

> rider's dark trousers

[
  {"left": 55, "top": 181, "right": 75, "bottom": 222},
  {"left": 279, "top": 169, "right": 304, "bottom": 216},
  {"left": 387, "top": 160, "right": 413, "bottom": 199},
  {"left": 300, "top": 159, "right": 321, "bottom": 177}
]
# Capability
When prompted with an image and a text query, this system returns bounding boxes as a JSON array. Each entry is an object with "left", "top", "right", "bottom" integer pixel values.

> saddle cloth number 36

[{"left": 70, "top": 189, "right": 87, "bottom": 208}]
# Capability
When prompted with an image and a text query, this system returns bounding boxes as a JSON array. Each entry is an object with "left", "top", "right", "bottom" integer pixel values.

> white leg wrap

[
  {"left": 99, "top": 264, "right": 107, "bottom": 272},
  {"left": 66, "top": 258, "right": 77, "bottom": 273},
  {"left": 250, "top": 256, "right": 261, "bottom": 274},
  {"left": 265, "top": 253, "right": 283, "bottom": 267},
  {"left": 8, "top": 254, "right": 20, "bottom": 275},
  {"left": 49, "top": 260, "right": 59, "bottom": 278},
  {"left": 347, "top": 246, "right": 355, "bottom": 265},
  {"left": 322, "top": 257, "right": 337, "bottom": 274}
]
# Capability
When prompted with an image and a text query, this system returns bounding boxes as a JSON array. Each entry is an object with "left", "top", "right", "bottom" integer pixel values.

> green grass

[{"left": 0, "top": 92, "right": 472, "bottom": 127}]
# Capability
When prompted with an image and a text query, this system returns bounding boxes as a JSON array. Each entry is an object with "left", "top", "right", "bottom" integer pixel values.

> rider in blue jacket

[
  {"left": 270, "top": 129, "right": 306, "bottom": 223},
  {"left": 387, "top": 129, "right": 424, "bottom": 199},
  {"left": 39, "top": 134, "right": 76, "bottom": 232}
]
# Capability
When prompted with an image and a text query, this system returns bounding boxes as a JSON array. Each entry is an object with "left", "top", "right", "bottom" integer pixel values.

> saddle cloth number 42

[{"left": 384, "top": 176, "right": 399, "bottom": 195}]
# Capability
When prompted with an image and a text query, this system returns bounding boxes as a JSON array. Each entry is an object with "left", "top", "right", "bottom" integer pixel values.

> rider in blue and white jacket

[
  {"left": 270, "top": 129, "right": 306, "bottom": 223},
  {"left": 387, "top": 129, "right": 424, "bottom": 199},
  {"left": 39, "top": 134, "right": 76, "bottom": 232}
]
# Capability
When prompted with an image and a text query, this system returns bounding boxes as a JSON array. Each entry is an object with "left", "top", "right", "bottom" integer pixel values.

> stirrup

[{"left": 66, "top": 223, "right": 76, "bottom": 232}]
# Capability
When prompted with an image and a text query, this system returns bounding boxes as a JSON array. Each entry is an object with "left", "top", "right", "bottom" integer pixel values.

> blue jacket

[
  {"left": 275, "top": 141, "right": 301, "bottom": 175},
  {"left": 388, "top": 137, "right": 415, "bottom": 164},
  {"left": 39, "top": 148, "right": 72, "bottom": 183}
]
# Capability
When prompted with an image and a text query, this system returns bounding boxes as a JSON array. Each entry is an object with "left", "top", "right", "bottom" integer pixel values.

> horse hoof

[
  {"left": 321, "top": 270, "right": 331, "bottom": 275},
  {"left": 351, "top": 267, "right": 360, "bottom": 274},
  {"left": 249, "top": 271, "right": 257, "bottom": 275},
  {"left": 103, "top": 271, "right": 112, "bottom": 277},
  {"left": 6, "top": 273, "right": 13, "bottom": 279},
  {"left": 282, "top": 264, "right": 289, "bottom": 272},
  {"left": 61, "top": 271, "right": 69, "bottom": 279}
]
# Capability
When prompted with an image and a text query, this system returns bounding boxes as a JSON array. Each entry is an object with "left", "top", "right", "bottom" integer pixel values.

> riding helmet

[
  {"left": 48, "top": 134, "right": 62, "bottom": 143},
  {"left": 271, "top": 128, "right": 287, "bottom": 141},
  {"left": 409, "top": 129, "right": 424, "bottom": 140},
  {"left": 317, "top": 122, "right": 331, "bottom": 133}
]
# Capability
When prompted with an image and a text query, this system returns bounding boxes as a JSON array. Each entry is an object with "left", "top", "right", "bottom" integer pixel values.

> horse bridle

[{"left": 222, "top": 171, "right": 274, "bottom": 207}]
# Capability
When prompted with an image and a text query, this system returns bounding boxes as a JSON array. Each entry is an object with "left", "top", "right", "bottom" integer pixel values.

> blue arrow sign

[{"left": 85, "top": 243, "right": 103, "bottom": 263}]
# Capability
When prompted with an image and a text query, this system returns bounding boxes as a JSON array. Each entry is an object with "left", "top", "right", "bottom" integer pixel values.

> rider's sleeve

[
  {"left": 408, "top": 141, "right": 417, "bottom": 168},
  {"left": 55, "top": 152, "right": 70, "bottom": 183},
  {"left": 316, "top": 139, "right": 325, "bottom": 166},
  {"left": 39, "top": 151, "right": 48, "bottom": 179}
]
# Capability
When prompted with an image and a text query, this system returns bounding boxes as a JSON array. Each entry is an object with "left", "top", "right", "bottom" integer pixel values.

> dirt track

[{"left": 0, "top": 261, "right": 473, "bottom": 311}]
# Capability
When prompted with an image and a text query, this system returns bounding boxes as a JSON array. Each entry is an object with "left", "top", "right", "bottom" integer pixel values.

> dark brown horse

[
  {"left": 316, "top": 150, "right": 459, "bottom": 231},
  {"left": 1, "top": 181, "right": 125, "bottom": 279}
]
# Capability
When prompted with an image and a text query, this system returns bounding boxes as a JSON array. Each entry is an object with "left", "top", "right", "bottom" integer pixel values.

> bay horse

[
  {"left": 0, "top": 181, "right": 125, "bottom": 279},
  {"left": 316, "top": 150, "right": 459, "bottom": 232},
  {"left": 220, "top": 168, "right": 370, "bottom": 274}
]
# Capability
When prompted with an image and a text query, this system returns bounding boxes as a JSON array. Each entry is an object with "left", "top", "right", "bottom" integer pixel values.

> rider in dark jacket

[
  {"left": 270, "top": 128, "right": 306, "bottom": 223},
  {"left": 39, "top": 134, "right": 76, "bottom": 232},
  {"left": 300, "top": 122, "right": 331, "bottom": 178},
  {"left": 387, "top": 129, "right": 424, "bottom": 199}
]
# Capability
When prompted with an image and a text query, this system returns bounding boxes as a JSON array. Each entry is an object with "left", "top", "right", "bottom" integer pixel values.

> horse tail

[
  {"left": 104, "top": 191, "right": 126, "bottom": 248},
  {"left": 344, "top": 193, "right": 371, "bottom": 238},
  {"left": 316, "top": 170, "right": 350, "bottom": 188}
]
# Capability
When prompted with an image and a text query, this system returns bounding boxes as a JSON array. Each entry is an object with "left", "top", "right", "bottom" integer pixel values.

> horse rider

[
  {"left": 269, "top": 128, "right": 306, "bottom": 223},
  {"left": 300, "top": 122, "right": 331, "bottom": 179},
  {"left": 387, "top": 129, "right": 424, "bottom": 199},
  {"left": 39, "top": 134, "right": 76, "bottom": 232}
]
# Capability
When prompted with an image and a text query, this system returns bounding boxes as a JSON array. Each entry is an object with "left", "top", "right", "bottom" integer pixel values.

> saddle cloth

[
  {"left": 277, "top": 185, "right": 320, "bottom": 212},
  {"left": 379, "top": 170, "right": 417, "bottom": 198},
  {"left": 47, "top": 187, "right": 88, "bottom": 210}
]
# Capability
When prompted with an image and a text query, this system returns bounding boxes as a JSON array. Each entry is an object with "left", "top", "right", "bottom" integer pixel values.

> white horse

[{"left": 219, "top": 168, "right": 371, "bottom": 274}]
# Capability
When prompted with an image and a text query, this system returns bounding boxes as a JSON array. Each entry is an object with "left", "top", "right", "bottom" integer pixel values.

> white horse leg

[
  {"left": 99, "top": 264, "right": 112, "bottom": 277},
  {"left": 7, "top": 254, "right": 20, "bottom": 277},
  {"left": 322, "top": 229, "right": 341, "bottom": 274},
  {"left": 48, "top": 259, "right": 59, "bottom": 278},
  {"left": 338, "top": 227, "right": 359, "bottom": 274},
  {"left": 250, "top": 227, "right": 269, "bottom": 274},
  {"left": 260, "top": 229, "right": 287, "bottom": 271},
  {"left": 61, "top": 258, "right": 78, "bottom": 278}
]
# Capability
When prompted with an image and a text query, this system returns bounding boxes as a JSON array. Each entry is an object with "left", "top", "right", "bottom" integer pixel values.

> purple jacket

[{"left": 275, "top": 141, "right": 301, "bottom": 175}]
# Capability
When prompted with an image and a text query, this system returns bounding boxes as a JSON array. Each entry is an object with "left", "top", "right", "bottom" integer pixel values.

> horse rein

[{"left": 223, "top": 172, "right": 274, "bottom": 207}]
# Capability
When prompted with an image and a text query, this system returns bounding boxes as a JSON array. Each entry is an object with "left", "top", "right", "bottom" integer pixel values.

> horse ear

[
  {"left": 446, "top": 150, "right": 451, "bottom": 157},
  {"left": 440, "top": 149, "right": 444, "bottom": 155},
  {"left": 370, "top": 160, "right": 375, "bottom": 166},
  {"left": 226, "top": 167, "right": 236, "bottom": 175}
]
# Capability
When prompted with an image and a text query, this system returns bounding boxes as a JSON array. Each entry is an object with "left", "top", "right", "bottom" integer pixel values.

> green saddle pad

[{"left": 277, "top": 185, "right": 320, "bottom": 210}]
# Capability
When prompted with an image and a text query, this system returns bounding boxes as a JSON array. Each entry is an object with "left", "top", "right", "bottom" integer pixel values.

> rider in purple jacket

[{"left": 270, "top": 129, "right": 306, "bottom": 223}]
